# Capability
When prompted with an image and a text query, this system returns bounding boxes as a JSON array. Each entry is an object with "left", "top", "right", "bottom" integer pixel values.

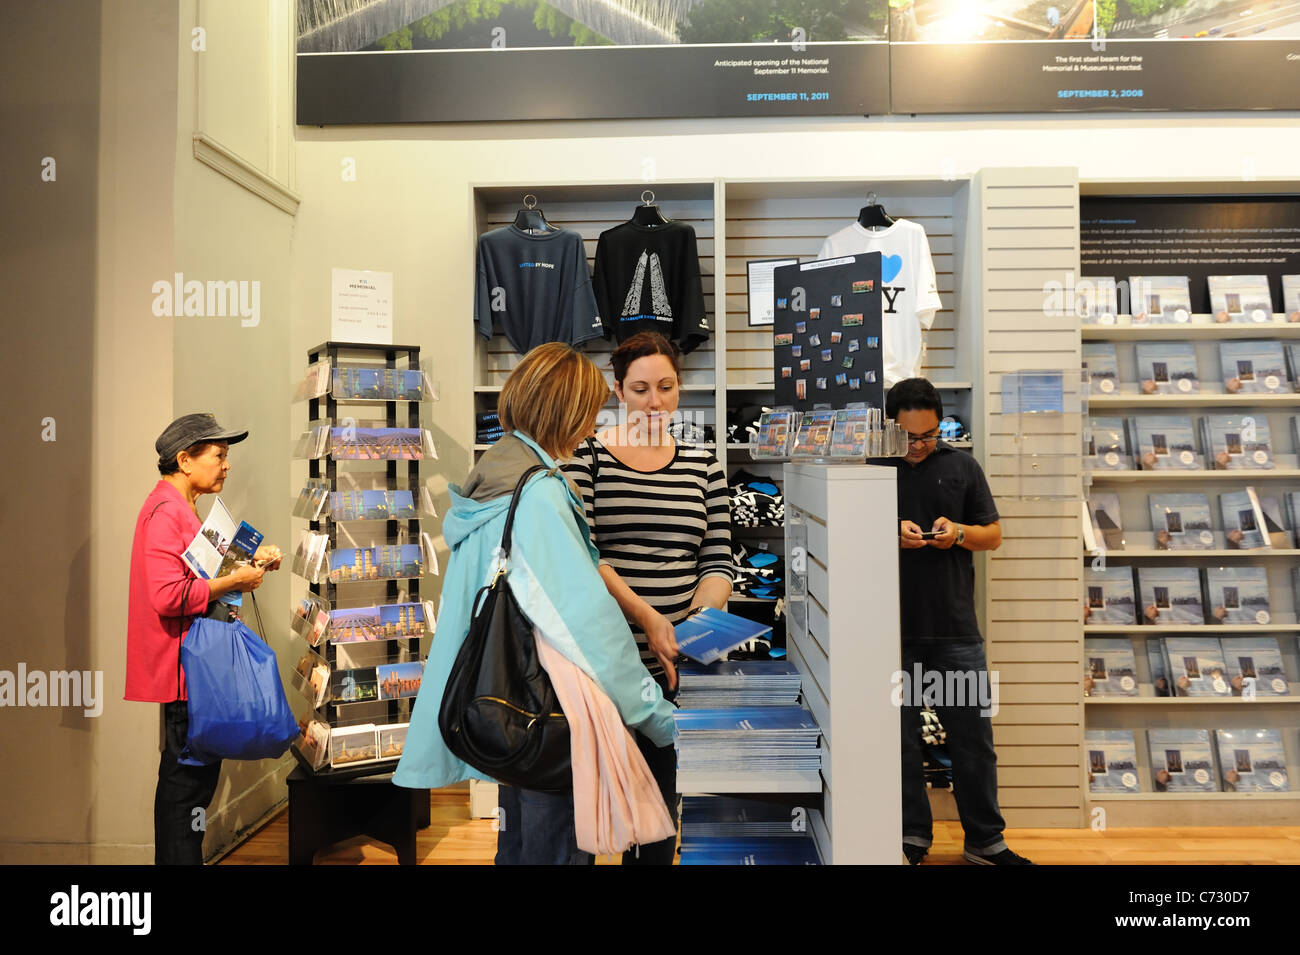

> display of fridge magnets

[
  {"left": 852, "top": 280, "right": 874, "bottom": 293},
  {"left": 777, "top": 297, "right": 788, "bottom": 309},
  {"left": 800, "top": 359, "right": 811, "bottom": 371},
  {"left": 821, "top": 349, "right": 833, "bottom": 362},
  {"left": 796, "top": 379, "right": 807, "bottom": 400},
  {"left": 775, "top": 333, "right": 793, "bottom": 346},
  {"left": 865, "top": 370, "right": 877, "bottom": 383},
  {"left": 816, "top": 377, "right": 828, "bottom": 390},
  {"left": 866, "top": 336, "right": 880, "bottom": 348},
  {"left": 835, "top": 373, "right": 848, "bottom": 386},
  {"left": 842, "top": 314, "right": 863, "bottom": 327},
  {"left": 809, "top": 307, "right": 821, "bottom": 320},
  {"left": 848, "top": 339, "right": 861, "bottom": 353},
  {"left": 795, "top": 320, "right": 807, "bottom": 334},
  {"left": 809, "top": 334, "right": 821, "bottom": 346},
  {"left": 791, "top": 345, "right": 802, "bottom": 357},
  {"left": 830, "top": 295, "right": 842, "bottom": 307},
  {"left": 781, "top": 366, "right": 792, "bottom": 378},
  {"left": 842, "top": 356, "right": 854, "bottom": 369},
  {"left": 830, "top": 331, "right": 843, "bottom": 344},
  {"left": 849, "top": 378, "right": 862, "bottom": 390}
]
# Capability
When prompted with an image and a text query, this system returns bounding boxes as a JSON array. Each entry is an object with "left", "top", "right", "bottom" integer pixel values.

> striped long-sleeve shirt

[{"left": 565, "top": 439, "right": 733, "bottom": 674}]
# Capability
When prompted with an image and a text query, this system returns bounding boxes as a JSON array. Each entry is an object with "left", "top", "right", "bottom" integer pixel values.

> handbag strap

[{"left": 498, "top": 464, "right": 548, "bottom": 560}]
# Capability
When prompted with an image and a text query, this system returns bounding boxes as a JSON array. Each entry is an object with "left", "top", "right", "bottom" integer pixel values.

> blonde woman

[{"left": 395, "top": 343, "right": 675, "bottom": 865}]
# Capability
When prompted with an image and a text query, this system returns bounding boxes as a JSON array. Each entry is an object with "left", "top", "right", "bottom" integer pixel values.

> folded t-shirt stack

[
  {"left": 732, "top": 544, "right": 784, "bottom": 601},
  {"left": 729, "top": 470, "right": 784, "bottom": 528},
  {"left": 476, "top": 411, "right": 504, "bottom": 445}
]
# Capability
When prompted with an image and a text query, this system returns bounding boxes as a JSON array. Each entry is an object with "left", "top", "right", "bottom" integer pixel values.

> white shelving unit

[{"left": 779, "top": 463, "right": 902, "bottom": 864}]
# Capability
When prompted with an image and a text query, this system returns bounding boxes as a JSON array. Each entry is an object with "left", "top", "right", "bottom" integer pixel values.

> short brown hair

[
  {"left": 609, "top": 332, "right": 681, "bottom": 385},
  {"left": 498, "top": 343, "right": 610, "bottom": 459}
]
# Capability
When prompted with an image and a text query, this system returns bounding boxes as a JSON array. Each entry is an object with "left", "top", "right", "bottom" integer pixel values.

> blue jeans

[
  {"left": 899, "top": 641, "right": 1007, "bottom": 855},
  {"left": 494, "top": 784, "right": 592, "bottom": 865}
]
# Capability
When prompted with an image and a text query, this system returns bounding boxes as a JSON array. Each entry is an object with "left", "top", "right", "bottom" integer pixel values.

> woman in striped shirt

[{"left": 565, "top": 331, "right": 733, "bottom": 865}]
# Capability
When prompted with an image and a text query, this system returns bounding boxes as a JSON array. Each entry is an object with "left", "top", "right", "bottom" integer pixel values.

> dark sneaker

[
  {"left": 903, "top": 844, "right": 928, "bottom": 865},
  {"left": 964, "top": 847, "right": 1035, "bottom": 866}
]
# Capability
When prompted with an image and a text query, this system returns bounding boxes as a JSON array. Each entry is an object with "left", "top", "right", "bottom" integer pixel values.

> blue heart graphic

[{"left": 882, "top": 254, "right": 903, "bottom": 283}]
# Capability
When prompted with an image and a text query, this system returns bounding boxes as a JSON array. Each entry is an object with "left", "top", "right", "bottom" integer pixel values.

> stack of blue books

[
  {"left": 676, "top": 661, "right": 802, "bottom": 708},
  {"left": 673, "top": 707, "right": 822, "bottom": 785},
  {"left": 678, "top": 796, "right": 821, "bottom": 864}
]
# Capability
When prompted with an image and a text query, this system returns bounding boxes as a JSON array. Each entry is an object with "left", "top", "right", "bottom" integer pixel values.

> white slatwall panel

[
  {"left": 977, "top": 168, "right": 1085, "bottom": 828},
  {"left": 722, "top": 193, "right": 960, "bottom": 386}
]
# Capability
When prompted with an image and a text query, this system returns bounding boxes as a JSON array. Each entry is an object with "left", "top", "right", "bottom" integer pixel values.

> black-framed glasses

[{"left": 907, "top": 432, "right": 940, "bottom": 446}]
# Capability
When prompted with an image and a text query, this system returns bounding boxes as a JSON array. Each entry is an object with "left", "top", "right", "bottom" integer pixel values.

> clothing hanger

[
  {"left": 857, "top": 191, "right": 896, "bottom": 231},
  {"left": 630, "top": 189, "right": 669, "bottom": 227},
  {"left": 512, "top": 194, "right": 558, "bottom": 235}
]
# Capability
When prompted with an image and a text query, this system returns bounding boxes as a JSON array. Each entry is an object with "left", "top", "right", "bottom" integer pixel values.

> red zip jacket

[{"left": 125, "top": 480, "right": 211, "bottom": 702}]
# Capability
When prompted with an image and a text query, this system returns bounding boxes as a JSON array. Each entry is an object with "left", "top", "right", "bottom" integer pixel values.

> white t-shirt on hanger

[{"left": 817, "top": 219, "right": 942, "bottom": 386}]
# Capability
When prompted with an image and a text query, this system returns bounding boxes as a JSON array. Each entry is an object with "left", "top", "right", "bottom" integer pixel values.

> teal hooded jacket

[{"left": 393, "top": 431, "right": 676, "bottom": 790}]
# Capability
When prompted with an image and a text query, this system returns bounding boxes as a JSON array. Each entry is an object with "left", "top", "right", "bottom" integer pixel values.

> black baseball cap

[{"left": 155, "top": 413, "right": 249, "bottom": 468}]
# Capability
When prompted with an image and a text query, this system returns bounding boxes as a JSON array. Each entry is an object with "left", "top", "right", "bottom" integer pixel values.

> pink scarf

[{"left": 534, "top": 630, "right": 676, "bottom": 856}]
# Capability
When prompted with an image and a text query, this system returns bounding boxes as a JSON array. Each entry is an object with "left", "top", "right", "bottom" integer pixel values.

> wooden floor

[{"left": 219, "top": 785, "right": 1300, "bottom": 865}]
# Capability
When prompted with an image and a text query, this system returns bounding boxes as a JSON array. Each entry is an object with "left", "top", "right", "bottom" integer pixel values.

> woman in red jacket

[{"left": 126, "top": 413, "right": 281, "bottom": 865}]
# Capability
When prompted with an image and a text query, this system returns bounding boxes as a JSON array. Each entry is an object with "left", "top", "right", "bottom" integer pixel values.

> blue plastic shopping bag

[{"left": 179, "top": 616, "right": 299, "bottom": 766}]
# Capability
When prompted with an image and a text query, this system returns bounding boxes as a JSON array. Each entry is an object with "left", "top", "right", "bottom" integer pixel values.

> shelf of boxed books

[
  {"left": 1083, "top": 318, "right": 1300, "bottom": 341},
  {"left": 1091, "top": 393, "right": 1300, "bottom": 409}
]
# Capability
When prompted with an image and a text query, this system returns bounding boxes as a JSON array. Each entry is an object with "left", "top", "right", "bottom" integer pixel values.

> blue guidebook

[
  {"left": 1083, "top": 342, "right": 1120, "bottom": 396},
  {"left": 1085, "top": 566, "right": 1137, "bottom": 625},
  {"left": 1204, "top": 566, "right": 1271, "bottom": 626},
  {"left": 1148, "top": 729, "right": 1218, "bottom": 793},
  {"left": 1219, "top": 340, "right": 1287, "bottom": 394},
  {"left": 1084, "top": 637, "right": 1139, "bottom": 697},
  {"left": 1134, "top": 342, "right": 1200, "bottom": 395},
  {"left": 1137, "top": 567, "right": 1205, "bottom": 625},
  {"left": 1163, "top": 636, "right": 1231, "bottom": 697},
  {"left": 675, "top": 608, "right": 774, "bottom": 665},
  {"left": 1215, "top": 729, "right": 1290, "bottom": 792},
  {"left": 1085, "top": 730, "right": 1142, "bottom": 794},
  {"left": 1219, "top": 635, "right": 1290, "bottom": 697},
  {"left": 1218, "top": 489, "right": 1269, "bottom": 551},
  {"left": 1130, "top": 415, "right": 1200, "bottom": 471},
  {"left": 1149, "top": 493, "right": 1214, "bottom": 550},
  {"left": 678, "top": 836, "right": 821, "bottom": 865},
  {"left": 1203, "top": 414, "right": 1274, "bottom": 470},
  {"left": 1086, "top": 417, "right": 1132, "bottom": 471}
]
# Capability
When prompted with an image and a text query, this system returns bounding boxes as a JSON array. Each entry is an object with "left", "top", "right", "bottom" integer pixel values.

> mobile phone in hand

[{"left": 920, "top": 530, "right": 940, "bottom": 540}]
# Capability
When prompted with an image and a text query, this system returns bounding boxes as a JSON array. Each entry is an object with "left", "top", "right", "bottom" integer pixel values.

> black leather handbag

[{"left": 438, "top": 465, "right": 572, "bottom": 793}]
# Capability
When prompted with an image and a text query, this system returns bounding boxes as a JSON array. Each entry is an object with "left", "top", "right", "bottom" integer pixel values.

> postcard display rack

[
  {"left": 1081, "top": 269, "right": 1300, "bottom": 825},
  {"left": 287, "top": 342, "right": 437, "bottom": 865}
]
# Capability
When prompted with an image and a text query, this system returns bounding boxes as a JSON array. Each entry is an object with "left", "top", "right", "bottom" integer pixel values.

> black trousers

[
  {"left": 622, "top": 674, "right": 678, "bottom": 866},
  {"left": 154, "top": 700, "right": 222, "bottom": 865}
]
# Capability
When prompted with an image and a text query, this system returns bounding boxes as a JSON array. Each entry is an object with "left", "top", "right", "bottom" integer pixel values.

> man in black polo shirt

[{"left": 887, "top": 378, "right": 1034, "bottom": 866}]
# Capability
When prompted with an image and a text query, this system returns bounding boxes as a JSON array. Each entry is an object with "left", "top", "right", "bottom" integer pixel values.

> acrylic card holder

[
  {"left": 293, "top": 359, "right": 332, "bottom": 402},
  {"left": 791, "top": 409, "right": 836, "bottom": 461},
  {"left": 829, "top": 408, "right": 870, "bottom": 460},
  {"left": 332, "top": 365, "right": 434, "bottom": 402},
  {"left": 291, "top": 650, "right": 331, "bottom": 710},
  {"left": 290, "top": 592, "right": 332, "bottom": 647},
  {"left": 295, "top": 719, "right": 332, "bottom": 772},
  {"left": 753, "top": 410, "right": 800, "bottom": 460}
]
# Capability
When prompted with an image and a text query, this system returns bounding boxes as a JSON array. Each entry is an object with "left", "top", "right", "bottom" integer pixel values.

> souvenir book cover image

[
  {"left": 1077, "top": 279, "right": 1119, "bottom": 325},
  {"left": 1204, "top": 566, "right": 1271, "bottom": 626},
  {"left": 1130, "top": 415, "right": 1199, "bottom": 471},
  {"left": 1220, "top": 635, "right": 1290, "bottom": 697},
  {"left": 1089, "top": 492, "right": 1125, "bottom": 551},
  {"left": 1148, "top": 493, "right": 1213, "bottom": 551},
  {"left": 1163, "top": 636, "right": 1231, "bottom": 697},
  {"left": 1086, "top": 417, "right": 1131, "bottom": 471},
  {"left": 1218, "top": 488, "right": 1269, "bottom": 551},
  {"left": 1203, "top": 414, "right": 1274, "bottom": 470},
  {"left": 1083, "top": 342, "right": 1119, "bottom": 395},
  {"left": 1137, "top": 567, "right": 1204, "bottom": 626},
  {"left": 1085, "top": 730, "right": 1141, "bottom": 794},
  {"left": 1207, "top": 275, "right": 1274, "bottom": 325},
  {"left": 1128, "top": 276, "right": 1192, "bottom": 325},
  {"left": 1216, "top": 729, "right": 1289, "bottom": 792},
  {"left": 1084, "top": 565, "right": 1137, "bottom": 626},
  {"left": 1134, "top": 342, "right": 1199, "bottom": 395},
  {"left": 1219, "top": 340, "right": 1286, "bottom": 394},
  {"left": 1084, "top": 637, "right": 1139, "bottom": 698},
  {"left": 1147, "top": 729, "right": 1218, "bottom": 793}
]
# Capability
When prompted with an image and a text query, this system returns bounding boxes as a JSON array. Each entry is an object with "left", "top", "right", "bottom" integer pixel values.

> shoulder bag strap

[{"left": 498, "top": 464, "right": 548, "bottom": 560}]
